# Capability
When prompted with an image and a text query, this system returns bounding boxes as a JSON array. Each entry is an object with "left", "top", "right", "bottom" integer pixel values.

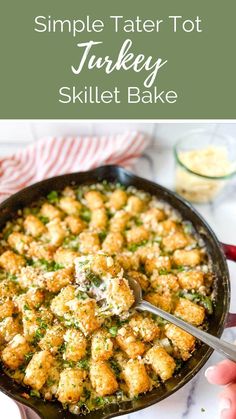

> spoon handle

[{"left": 137, "top": 300, "right": 236, "bottom": 363}]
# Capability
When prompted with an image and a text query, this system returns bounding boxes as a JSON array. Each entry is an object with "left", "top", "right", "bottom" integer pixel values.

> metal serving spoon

[{"left": 128, "top": 277, "right": 236, "bottom": 363}]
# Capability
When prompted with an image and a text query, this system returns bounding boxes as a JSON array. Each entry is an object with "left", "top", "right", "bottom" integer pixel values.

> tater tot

[
  {"left": 22, "top": 309, "right": 41, "bottom": 341},
  {"left": 122, "top": 359, "right": 150, "bottom": 397},
  {"left": 57, "top": 368, "right": 85, "bottom": 403},
  {"left": 27, "top": 242, "right": 55, "bottom": 262},
  {"left": 54, "top": 248, "right": 80, "bottom": 267},
  {"left": 157, "top": 220, "right": 179, "bottom": 237},
  {"left": 116, "top": 252, "right": 140, "bottom": 271},
  {"left": 106, "top": 277, "right": 135, "bottom": 315},
  {"left": 24, "top": 350, "right": 54, "bottom": 390},
  {"left": 39, "top": 325, "right": 64, "bottom": 354},
  {"left": 1, "top": 334, "right": 31, "bottom": 370},
  {"left": 90, "top": 208, "right": 107, "bottom": 231},
  {"left": 174, "top": 298, "right": 205, "bottom": 326},
  {"left": 145, "top": 293, "right": 173, "bottom": 312},
  {"left": 8, "top": 232, "right": 32, "bottom": 254},
  {"left": 0, "top": 316, "right": 21, "bottom": 342},
  {"left": 79, "top": 231, "right": 100, "bottom": 254},
  {"left": 50, "top": 285, "right": 76, "bottom": 317},
  {"left": 177, "top": 270, "right": 204, "bottom": 290},
  {"left": 90, "top": 360, "right": 118, "bottom": 396},
  {"left": 64, "top": 329, "right": 87, "bottom": 362},
  {"left": 17, "top": 266, "right": 45, "bottom": 290},
  {"left": 150, "top": 272, "right": 179, "bottom": 293},
  {"left": 85, "top": 191, "right": 105, "bottom": 210},
  {"left": 145, "top": 255, "right": 171, "bottom": 275},
  {"left": 0, "top": 299, "right": 15, "bottom": 320},
  {"left": 109, "top": 210, "right": 130, "bottom": 233},
  {"left": 173, "top": 249, "right": 201, "bottom": 267},
  {"left": 126, "top": 226, "right": 149, "bottom": 245},
  {"left": 59, "top": 197, "right": 81, "bottom": 215},
  {"left": 14, "top": 288, "right": 44, "bottom": 311},
  {"left": 141, "top": 208, "right": 165, "bottom": 232},
  {"left": 40, "top": 203, "right": 62, "bottom": 220},
  {"left": 136, "top": 242, "right": 160, "bottom": 263},
  {"left": 92, "top": 254, "right": 121, "bottom": 277},
  {"left": 91, "top": 329, "right": 113, "bottom": 361},
  {"left": 0, "top": 280, "right": 18, "bottom": 299},
  {"left": 145, "top": 345, "right": 176, "bottom": 381},
  {"left": 162, "top": 232, "right": 189, "bottom": 252},
  {"left": 45, "top": 267, "right": 73, "bottom": 293},
  {"left": 65, "top": 215, "right": 86, "bottom": 235},
  {"left": 116, "top": 325, "right": 145, "bottom": 358},
  {"left": 108, "top": 189, "right": 127, "bottom": 210},
  {"left": 129, "top": 313, "right": 160, "bottom": 342},
  {"left": 68, "top": 299, "right": 101, "bottom": 335},
  {"left": 126, "top": 196, "right": 144, "bottom": 214},
  {"left": 127, "top": 270, "right": 149, "bottom": 291},
  {"left": 102, "top": 232, "right": 124, "bottom": 254},
  {"left": 47, "top": 219, "right": 66, "bottom": 247},
  {"left": 24, "top": 215, "right": 46, "bottom": 237},
  {"left": 0, "top": 250, "right": 25, "bottom": 274},
  {"left": 165, "top": 324, "right": 195, "bottom": 360}
]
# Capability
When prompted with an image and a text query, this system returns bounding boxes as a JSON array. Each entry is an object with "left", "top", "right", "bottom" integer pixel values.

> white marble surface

[{"left": 0, "top": 123, "right": 236, "bottom": 419}]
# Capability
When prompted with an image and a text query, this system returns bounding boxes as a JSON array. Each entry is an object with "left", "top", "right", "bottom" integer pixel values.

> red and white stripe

[{"left": 0, "top": 132, "right": 150, "bottom": 201}]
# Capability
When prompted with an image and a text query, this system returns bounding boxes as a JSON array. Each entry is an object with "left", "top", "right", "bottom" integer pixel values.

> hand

[{"left": 205, "top": 360, "right": 236, "bottom": 419}]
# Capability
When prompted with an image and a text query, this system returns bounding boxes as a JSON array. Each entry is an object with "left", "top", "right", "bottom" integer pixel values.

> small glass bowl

[{"left": 174, "top": 130, "right": 236, "bottom": 203}]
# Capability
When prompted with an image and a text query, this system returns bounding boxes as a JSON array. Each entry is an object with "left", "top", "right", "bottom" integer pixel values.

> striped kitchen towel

[{"left": 0, "top": 131, "right": 150, "bottom": 201}]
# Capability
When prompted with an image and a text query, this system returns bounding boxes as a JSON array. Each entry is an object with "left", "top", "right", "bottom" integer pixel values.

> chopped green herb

[
  {"left": 93, "top": 396, "right": 105, "bottom": 405},
  {"left": 80, "top": 208, "right": 91, "bottom": 222},
  {"left": 3, "top": 227, "right": 13, "bottom": 241},
  {"left": 8, "top": 273, "right": 17, "bottom": 282},
  {"left": 87, "top": 272, "right": 102, "bottom": 287},
  {"left": 47, "top": 191, "right": 59, "bottom": 204},
  {"left": 77, "top": 358, "right": 89, "bottom": 370},
  {"left": 77, "top": 188, "right": 84, "bottom": 201},
  {"left": 110, "top": 359, "right": 121, "bottom": 376},
  {"left": 159, "top": 268, "right": 169, "bottom": 275},
  {"left": 183, "top": 222, "right": 193, "bottom": 234},
  {"left": 98, "top": 231, "right": 107, "bottom": 242},
  {"left": 37, "top": 259, "right": 64, "bottom": 271},
  {"left": 23, "top": 303, "right": 30, "bottom": 311},
  {"left": 24, "top": 352, "right": 34, "bottom": 362},
  {"left": 46, "top": 378, "right": 56, "bottom": 387},
  {"left": 26, "top": 258, "right": 34, "bottom": 266},
  {"left": 134, "top": 217, "right": 142, "bottom": 226},
  {"left": 128, "top": 240, "right": 147, "bottom": 252},
  {"left": 30, "top": 390, "right": 40, "bottom": 398},
  {"left": 76, "top": 291, "right": 89, "bottom": 300},
  {"left": 83, "top": 387, "right": 91, "bottom": 400},
  {"left": 115, "top": 182, "right": 126, "bottom": 190},
  {"left": 38, "top": 215, "right": 49, "bottom": 224},
  {"left": 109, "top": 326, "right": 118, "bottom": 337}
]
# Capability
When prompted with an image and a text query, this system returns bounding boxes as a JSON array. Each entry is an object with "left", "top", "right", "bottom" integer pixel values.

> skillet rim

[{"left": 0, "top": 165, "right": 230, "bottom": 419}]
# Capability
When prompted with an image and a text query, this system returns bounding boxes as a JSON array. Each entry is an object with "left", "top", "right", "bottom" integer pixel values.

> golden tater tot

[
  {"left": 108, "top": 189, "right": 127, "bottom": 210},
  {"left": 85, "top": 191, "right": 105, "bottom": 210},
  {"left": 59, "top": 197, "right": 81, "bottom": 215},
  {"left": 102, "top": 232, "right": 124, "bottom": 254},
  {"left": 145, "top": 345, "right": 176, "bottom": 381},
  {"left": 173, "top": 249, "right": 201, "bottom": 267},
  {"left": 123, "top": 359, "right": 150, "bottom": 397},
  {"left": 90, "top": 360, "right": 118, "bottom": 396}
]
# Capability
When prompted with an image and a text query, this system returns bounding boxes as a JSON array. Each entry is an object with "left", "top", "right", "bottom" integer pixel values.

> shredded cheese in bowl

[{"left": 175, "top": 146, "right": 235, "bottom": 203}]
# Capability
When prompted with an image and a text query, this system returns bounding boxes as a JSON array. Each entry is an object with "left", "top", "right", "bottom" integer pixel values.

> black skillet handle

[{"left": 221, "top": 243, "right": 236, "bottom": 328}]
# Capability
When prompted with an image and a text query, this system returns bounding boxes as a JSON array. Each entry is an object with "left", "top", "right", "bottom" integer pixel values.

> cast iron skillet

[{"left": 0, "top": 165, "right": 236, "bottom": 419}]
